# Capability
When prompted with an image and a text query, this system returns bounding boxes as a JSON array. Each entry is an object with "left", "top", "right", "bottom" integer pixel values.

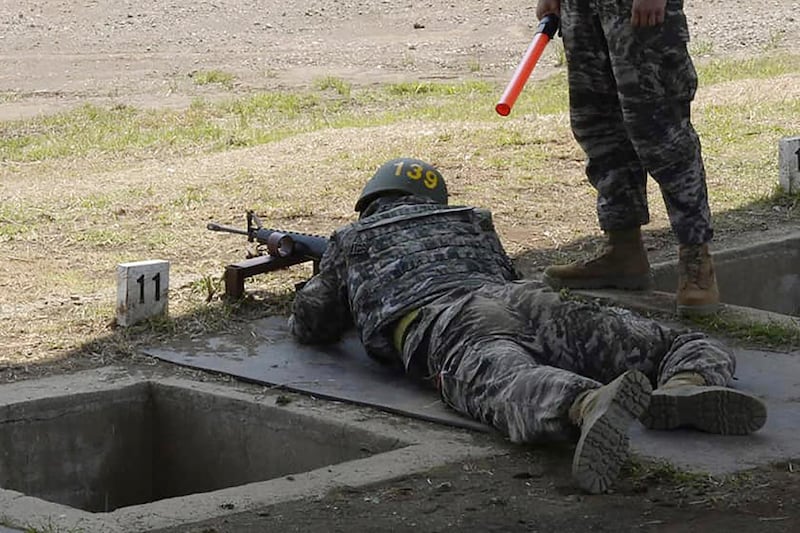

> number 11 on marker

[{"left": 136, "top": 272, "right": 161, "bottom": 304}]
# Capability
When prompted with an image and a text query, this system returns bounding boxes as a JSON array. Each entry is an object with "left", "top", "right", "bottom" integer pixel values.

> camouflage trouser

[
  {"left": 561, "top": 0, "right": 713, "bottom": 244},
  {"left": 403, "top": 281, "right": 735, "bottom": 442}
]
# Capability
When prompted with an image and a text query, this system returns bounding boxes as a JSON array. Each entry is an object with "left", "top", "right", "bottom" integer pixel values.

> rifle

[{"left": 207, "top": 210, "right": 329, "bottom": 299}]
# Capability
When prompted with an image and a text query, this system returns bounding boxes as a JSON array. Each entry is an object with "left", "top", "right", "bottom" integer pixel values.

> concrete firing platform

[{"left": 145, "top": 315, "right": 800, "bottom": 476}]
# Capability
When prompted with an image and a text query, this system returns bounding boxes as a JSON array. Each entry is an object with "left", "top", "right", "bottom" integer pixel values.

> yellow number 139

[{"left": 393, "top": 161, "right": 439, "bottom": 190}]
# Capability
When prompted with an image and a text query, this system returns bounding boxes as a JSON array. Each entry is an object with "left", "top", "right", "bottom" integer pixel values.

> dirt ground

[
  {"left": 2, "top": 1, "right": 800, "bottom": 531},
  {"left": 1, "top": 0, "right": 799, "bottom": 120},
  {"left": 157, "top": 448, "right": 800, "bottom": 533}
]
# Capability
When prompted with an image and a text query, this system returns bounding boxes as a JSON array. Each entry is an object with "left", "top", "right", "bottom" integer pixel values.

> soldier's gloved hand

[
  {"left": 536, "top": 0, "right": 561, "bottom": 20},
  {"left": 631, "top": 0, "right": 666, "bottom": 27}
]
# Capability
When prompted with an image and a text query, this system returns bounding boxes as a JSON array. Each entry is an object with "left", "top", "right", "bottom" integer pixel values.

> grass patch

[
  {"left": 78, "top": 193, "right": 114, "bottom": 210},
  {"left": 625, "top": 459, "right": 711, "bottom": 487},
  {"left": 0, "top": 75, "right": 570, "bottom": 164},
  {"left": 384, "top": 80, "right": 494, "bottom": 96},
  {"left": 0, "top": 54, "right": 796, "bottom": 165},
  {"left": 464, "top": 126, "right": 580, "bottom": 175},
  {"left": 0, "top": 203, "right": 41, "bottom": 239},
  {"left": 314, "top": 76, "right": 352, "bottom": 98},
  {"left": 687, "top": 314, "right": 800, "bottom": 348},
  {"left": 550, "top": 40, "right": 567, "bottom": 67},
  {"left": 0, "top": 91, "right": 19, "bottom": 103},
  {"left": 190, "top": 69, "right": 235, "bottom": 88},
  {"left": 623, "top": 458, "right": 756, "bottom": 495},
  {"left": 0, "top": 103, "right": 229, "bottom": 161},
  {"left": 697, "top": 54, "right": 800, "bottom": 86},
  {"left": 72, "top": 228, "right": 129, "bottom": 247},
  {"left": 696, "top": 97, "right": 800, "bottom": 209},
  {"left": 689, "top": 39, "right": 715, "bottom": 57},
  {"left": 171, "top": 185, "right": 209, "bottom": 208}
]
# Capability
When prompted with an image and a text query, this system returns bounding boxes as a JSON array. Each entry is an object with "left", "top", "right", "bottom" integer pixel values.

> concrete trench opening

[
  {"left": 0, "top": 380, "right": 402, "bottom": 514},
  {"left": 652, "top": 232, "right": 800, "bottom": 316},
  {"left": 0, "top": 372, "right": 491, "bottom": 532}
]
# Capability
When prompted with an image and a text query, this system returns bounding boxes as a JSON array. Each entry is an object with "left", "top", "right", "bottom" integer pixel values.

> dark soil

[{"left": 156, "top": 446, "right": 800, "bottom": 533}]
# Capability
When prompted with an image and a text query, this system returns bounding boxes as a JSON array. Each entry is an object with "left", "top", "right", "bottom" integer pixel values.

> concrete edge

[
  {"left": 574, "top": 289, "right": 800, "bottom": 334},
  {"left": 0, "top": 368, "right": 499, "bottom": 533},
  {"left": 653, "top": 231, "right": 800, "bottom": 271},
  {"left": 113, "top": 440, "right": 497, "bottom": 532}
]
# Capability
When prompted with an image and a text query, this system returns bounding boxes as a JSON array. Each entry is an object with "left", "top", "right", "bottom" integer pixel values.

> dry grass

[{"left": 1, "top": 53, "right": 799, "bottom": 371}]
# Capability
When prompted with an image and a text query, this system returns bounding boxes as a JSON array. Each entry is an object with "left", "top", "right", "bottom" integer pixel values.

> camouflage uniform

[
  {"left": 561, "top": 0, "right": 712, "bottom": 244},
  {"left": 290, "top": 197, "right": 735, "bottom": 442}
]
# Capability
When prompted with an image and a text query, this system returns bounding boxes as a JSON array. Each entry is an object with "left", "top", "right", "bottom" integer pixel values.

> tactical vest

[{"left": 341, "top": 202, "right": 516, "bottom": 361}]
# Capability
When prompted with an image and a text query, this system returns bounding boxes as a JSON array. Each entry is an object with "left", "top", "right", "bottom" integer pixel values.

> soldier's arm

[{"left": 288, "top": 235, "right": 353, "bottom": 344}]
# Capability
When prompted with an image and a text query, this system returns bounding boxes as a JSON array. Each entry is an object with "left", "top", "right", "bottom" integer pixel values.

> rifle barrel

[{"left": 207, "top": 222, "right": 250, "bottom": 236}]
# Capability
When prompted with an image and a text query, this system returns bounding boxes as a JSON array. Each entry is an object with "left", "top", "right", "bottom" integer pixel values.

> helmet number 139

[{"left": 393, "top": 161, "right": 439, "bottom": 190}]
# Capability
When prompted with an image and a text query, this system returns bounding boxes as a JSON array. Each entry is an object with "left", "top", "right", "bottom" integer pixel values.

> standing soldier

[
  {"left": 536, "top": 0, "right": 719, "bottom": 317},
  {"left": 289, "top": 159, "right": 765, "bottom": 494}
]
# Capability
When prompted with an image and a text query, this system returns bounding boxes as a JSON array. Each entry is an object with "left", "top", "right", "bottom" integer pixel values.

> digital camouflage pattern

[
  {"left": 289, "top": 196, "right": 517, "bottom": 363},
  {"left": 561, "top": 0, "right": 713, "bottom": 244},
  {"left": 290, "top": 196, "right": 736, "bottom": 442},
  {"left": 401, "top": 281, "right": 734, "bottom": 441}
]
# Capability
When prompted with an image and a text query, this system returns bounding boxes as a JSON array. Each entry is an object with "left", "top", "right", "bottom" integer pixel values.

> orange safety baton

[{"left": 496, "top": 15, "right": 560, "bottom": 117}]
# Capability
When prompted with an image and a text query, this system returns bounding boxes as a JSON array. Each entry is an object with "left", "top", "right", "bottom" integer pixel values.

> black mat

[
  {"left": 143, "top": 316, "right": 800, "bottom": 474},
  {"left": 143, "top": 316, "right": 488, "bottom": 432}
]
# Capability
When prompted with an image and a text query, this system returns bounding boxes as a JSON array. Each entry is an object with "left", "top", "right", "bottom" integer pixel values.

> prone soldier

[{"left": 289, "top": 158, "right": 766, "bottom": 493}]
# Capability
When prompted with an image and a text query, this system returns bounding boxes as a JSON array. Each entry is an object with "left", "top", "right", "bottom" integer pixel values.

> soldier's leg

[
  {"left": 424, "top": 290, "right": 598, "bottom": 441},
  {"left": 426, "top": 289, "right": 651, "bottom": 493},
  {"left": 602, "top": 0, "right": 710, "bottom": 244},
  {"left": 436, "top": 336, "right": 651, "bottom": 494},
  {"left": 521, "top": 290, "right": 766, "bottom": 434},
  {"left": 601, "top": 0, "right": 719, "bottom": 313},
  {"left": 544, "top": 0, "right": 651, "bottom": 290},
  {"left": 437, "top": 337, "right": 594, "bottom": 441},
  {"left": 533, "top": 298, "right": 678, "bottom": 384},
  {"left": 484, "top": 283, "right": 765, "bottom": 437},
  {"left": 643, "top": 333, "right": 767, "bottom": 434}
]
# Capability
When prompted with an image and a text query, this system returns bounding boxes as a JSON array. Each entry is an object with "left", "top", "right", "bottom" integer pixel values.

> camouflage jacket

[{"left": 289, "top": 196, "right": 518, "bottom": 364}]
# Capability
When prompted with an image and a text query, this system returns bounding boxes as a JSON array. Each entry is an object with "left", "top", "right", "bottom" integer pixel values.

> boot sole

[
  {"left": 572, "top": 370, "right": 652, "bottom": 494},
  {"left": 642, "top": 386, "right": 767, "bottom": 435},
  {"left": 544, "top": 273, "right": 653, "bottom": 291}
]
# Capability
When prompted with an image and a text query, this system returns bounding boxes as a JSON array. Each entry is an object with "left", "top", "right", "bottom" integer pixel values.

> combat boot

[
  {"left": 676, "top": 244, "right": 720, "bottom": 316},
  {"left": 544, "top": 228, "right": 651, "bottom": 290},
  {"left": 641, "top": 372, "right": 767, "bottom": 435},
  {"left": 569, "top": 370, "right": 652, "bottom": 494}
]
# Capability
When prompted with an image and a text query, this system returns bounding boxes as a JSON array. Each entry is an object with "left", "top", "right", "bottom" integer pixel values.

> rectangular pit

[
  {"left": 652, "top": 233, "right": 800, "bottom": 316},
  {"left": 0, "top": 381, "right": 400, "bottom": 513},
  {"left": 0, "top": 370, "right": 490, "bottom": 533}
]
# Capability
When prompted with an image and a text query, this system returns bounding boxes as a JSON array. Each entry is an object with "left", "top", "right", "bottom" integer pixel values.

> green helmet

[{"left": 354, "top": 158, "right": 448, "bottom": 213}]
